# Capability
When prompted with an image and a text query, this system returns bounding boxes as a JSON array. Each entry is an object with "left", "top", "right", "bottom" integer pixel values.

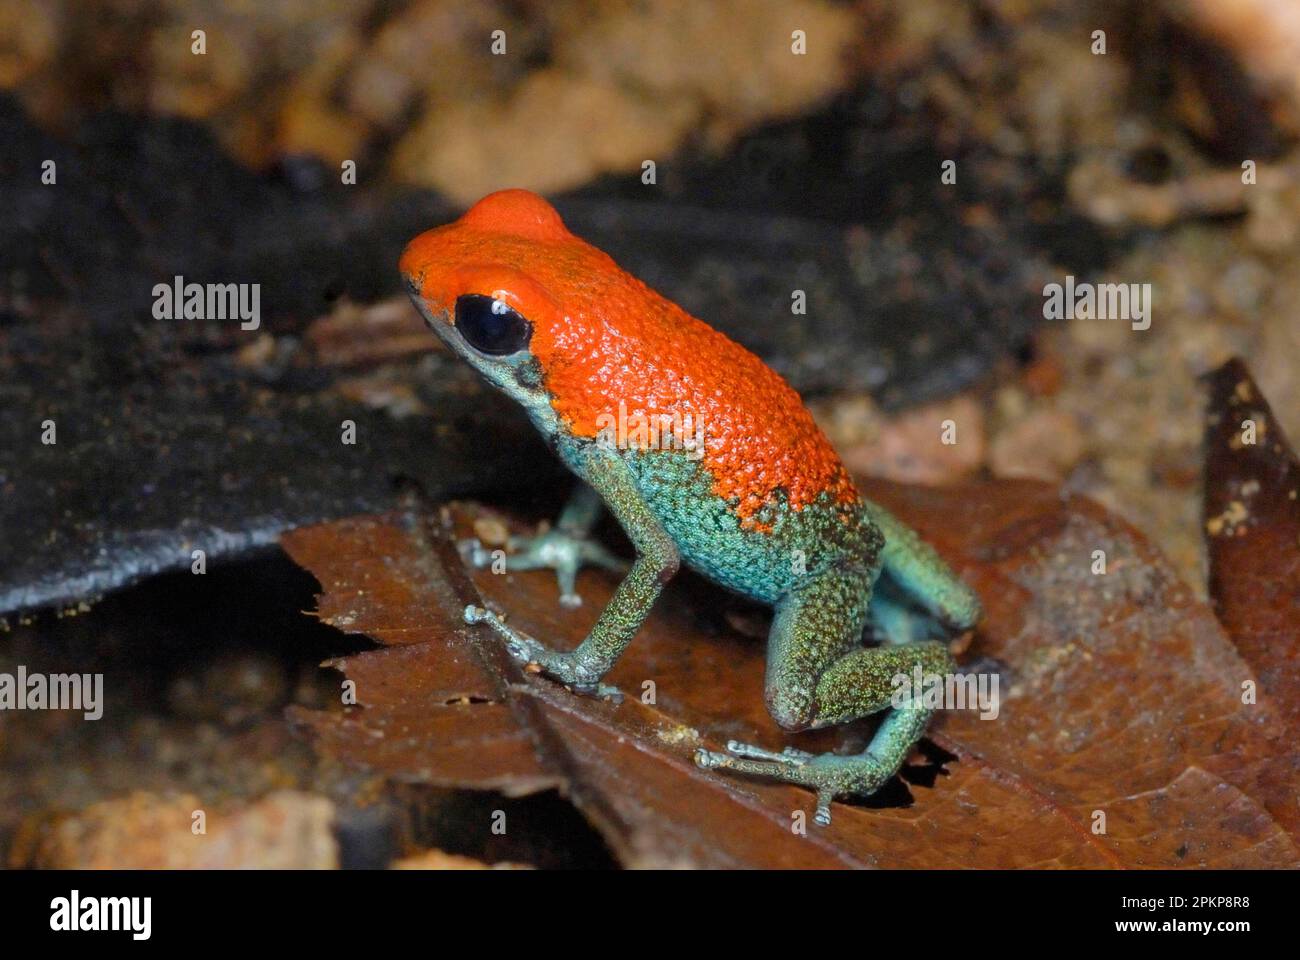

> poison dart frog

[{"left": 400, "top": 189, "right": 980, "bottom": 825}]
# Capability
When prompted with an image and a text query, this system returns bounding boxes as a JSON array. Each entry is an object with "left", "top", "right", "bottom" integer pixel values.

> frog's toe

[
  {"left": 457, "top": 537, "right": 495, "bottom": 569},
  {"left": 813, "top": 794, "right": 835, "bottom": 826},
  {"left": 464, "top": 604, "right": 618, "bottom": 697},
  {"left": 464, "top": 605, "right": 544, "bottom": 662},
  {"left": 695, "top": 744, "right": 837, "bottom": 824},
  {"left": 696, "top": 745, "right": 891, "bottom": 827},
  {"left": 695, "top": 748, "right": 837, "bottom": 825},
  {"left": 694, "top": 748, "right": 806, "bottom": 781},
  {"left": 721, "top": 740, "right": 811, "bottom": 764},
  {"left": 475, "top": 528, "right": 628, "bottom": 609},
  {"left": 554, "top": 541, "right": 629, "bottom": 606},
  {"left": 554, "top": 562, "right": 582, "bottom": 608}
]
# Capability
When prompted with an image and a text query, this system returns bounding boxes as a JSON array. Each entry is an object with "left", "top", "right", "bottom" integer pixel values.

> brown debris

[
  {"left": 1170, "top": 0, "right": 1300, "bottom": 136},
  {"left": 990, "top": 407, "right": 1085, "bottom": 482},
  {"left": 392, "top": 848, "right": 531, "bottom": 870},
  {"left": 20, "top": 791, "right": 337, "bottom": 869},
  {"left": 820, "top": 395, "right": 985, "bottom": 486}
]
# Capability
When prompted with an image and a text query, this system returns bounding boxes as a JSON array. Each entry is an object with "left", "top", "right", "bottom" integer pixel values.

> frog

[{"left": 399, "top": 189, "right": 980, "bottom": 825}]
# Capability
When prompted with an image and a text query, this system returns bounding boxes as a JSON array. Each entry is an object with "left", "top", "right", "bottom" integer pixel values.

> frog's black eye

[{"left": 453, "top": 294, "right": 532, "bottom": 356}]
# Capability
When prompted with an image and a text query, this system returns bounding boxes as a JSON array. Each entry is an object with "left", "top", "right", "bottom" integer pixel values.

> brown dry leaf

[
  {"left": 283, "top": 478, "right": 1300, "bottom": 868},
  {"left": 1203, "top": 357, "right": 1300, "bottom": 728},
  {"left": 283, "top": 511, "right": 560, "bottom": 798}
]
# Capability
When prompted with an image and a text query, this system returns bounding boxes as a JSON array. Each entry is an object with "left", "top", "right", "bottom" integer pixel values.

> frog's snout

[
  {"left": 399, "top": 259, "right": 442, "bottom": 330},
  {"left": 398, "top": 234, "right": 434, "bottom": 302},
  {"left": 400, "top": 274, "right": 431, "bottom": 326},
  {"left": 405, "top": 289, "right": 443, "bottom": 333}
]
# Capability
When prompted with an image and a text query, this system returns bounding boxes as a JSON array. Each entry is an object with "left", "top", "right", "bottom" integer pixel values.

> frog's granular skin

[{"left": 402, "top": 189, "right": 860, "bottom": 524}]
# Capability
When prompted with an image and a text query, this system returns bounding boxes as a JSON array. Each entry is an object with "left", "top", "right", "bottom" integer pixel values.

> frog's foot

[
  {"left": 717, "top": 740, "right": 816, "bottom": 763},
  {"left": 463, "top": 605, "right": 621, "bottom": 700},
  {"left": 694, "top": 742, "right": 889, "bottom": 826},
  {"left": 459, "top": 528, "right": 627, "bottom": 608}
]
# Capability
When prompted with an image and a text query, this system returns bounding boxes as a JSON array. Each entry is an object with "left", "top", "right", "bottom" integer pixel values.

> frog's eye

[{"left": 454, "top": 294, "right": 532, "bottom": 356}]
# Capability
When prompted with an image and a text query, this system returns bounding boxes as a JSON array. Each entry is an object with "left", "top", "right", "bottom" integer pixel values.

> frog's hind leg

[
  {"left": 694, "top": 566, "right": 954, "bottom": 825},
  {"left": 863, "top": 501, "right": 981, "bottom": 644}
]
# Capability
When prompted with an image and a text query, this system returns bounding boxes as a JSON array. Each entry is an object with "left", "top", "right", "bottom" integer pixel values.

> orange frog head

[
  {"left": 399, "top": 188, "right": 857, "bottom": 522},
  {"left": 400, "top": 189, "right": 578, "bottom": 408}
]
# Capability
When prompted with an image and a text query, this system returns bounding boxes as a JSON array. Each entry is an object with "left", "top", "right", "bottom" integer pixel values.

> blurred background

[{"left": 1, "top": 0, "right": 1297, "bottom": 867}]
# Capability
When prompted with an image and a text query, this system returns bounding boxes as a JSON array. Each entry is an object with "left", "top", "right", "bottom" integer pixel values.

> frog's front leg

[
  {"left": 461, "top": 483, "right": 628, "bottom": 608},
  {"left": 467, "top": 450, "right": 679, "bottom": 693},
  {"left": 694, "top": 567, "right": 954, "bottom": 825}
]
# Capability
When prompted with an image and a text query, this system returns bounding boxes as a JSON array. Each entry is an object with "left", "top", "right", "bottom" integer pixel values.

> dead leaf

[
  {"left": 283, "top": 512, "right": 559, "bottom": 797},
  {"left": 283, "top": 479, "right": 1300, "bottom": 868},
  {"left": 1202, "top": 357, "right": 1300, "bottom": 728}
]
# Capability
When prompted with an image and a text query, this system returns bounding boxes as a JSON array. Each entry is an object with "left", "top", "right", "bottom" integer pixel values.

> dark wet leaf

[
  {"left": 0, "top": 95, "right": 554, "bottom": 616},
  {"left": 0, "top": 306, "right": 557, "bottom": 615}
]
